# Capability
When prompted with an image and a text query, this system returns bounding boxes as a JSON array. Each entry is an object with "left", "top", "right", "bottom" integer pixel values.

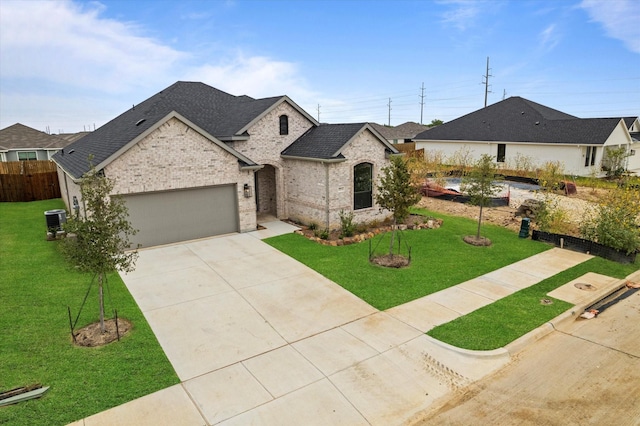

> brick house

[{"left": 53, "top": 82, "right": 398, "bottom": 247}]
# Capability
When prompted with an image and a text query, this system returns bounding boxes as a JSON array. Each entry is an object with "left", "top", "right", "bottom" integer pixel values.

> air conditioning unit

[{"left": 44, "top": 209, "right": 67, "bottom": 231}]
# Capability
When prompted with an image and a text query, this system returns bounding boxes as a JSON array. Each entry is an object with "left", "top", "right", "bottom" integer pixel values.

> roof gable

[
  {"left": 90, "top": 112, "right": 259, "bottom": 176},
  {"left": 281, "top": 123, "right": 398, "bottom": 161},
  {"left": 238, "top": 96, "right": 318, "bottom": 135}
]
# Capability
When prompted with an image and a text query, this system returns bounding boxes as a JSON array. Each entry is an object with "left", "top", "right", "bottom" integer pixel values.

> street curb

[{"left": 504, "top": 270, "right": 639, "bottom": 357}]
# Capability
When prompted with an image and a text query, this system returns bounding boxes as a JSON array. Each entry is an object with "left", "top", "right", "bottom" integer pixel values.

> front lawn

[
  {"left": 267, "top": 208, "right": 638, "bottom": 350},
  {"left": 266, "top": 208, "right": 550, "bottom": 310},
  {"left": 0, "top": 200, "right": 179, "bottom": 426}
]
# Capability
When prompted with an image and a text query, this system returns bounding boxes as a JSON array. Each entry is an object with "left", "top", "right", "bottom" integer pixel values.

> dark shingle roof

[
  {"left": 414, "top": 97, "right": 622, "bottom": 145},
  {"left": 370, "top": 122, "right": 429, "bottom": 140},
  {"left": 282, "top": 123, "right": 368, "bottom": 159},
  {"left": 281, "top": 122, "right": 398, "bottom": 160},
  {"left": 622, "top": 117, "right": 638, "bottom": 130},
  {"left": 53, "top": 82, "right": 285, "bottom": 178},
  {"left": 0, "top": 123, "right": 71, "bottom": 150}
]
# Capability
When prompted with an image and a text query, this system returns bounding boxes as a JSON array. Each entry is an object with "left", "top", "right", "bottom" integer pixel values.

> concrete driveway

[
  {"left": 89, "top": 224, "right": 470, "bottom": 425},
  {"left": 74, "top": 221, "right": 618, "bottom": 426}
]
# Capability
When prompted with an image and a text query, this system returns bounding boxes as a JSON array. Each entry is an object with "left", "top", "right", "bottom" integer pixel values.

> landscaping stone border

[{"left": 296, "top": 218, "right": 443, "bottom": 246}]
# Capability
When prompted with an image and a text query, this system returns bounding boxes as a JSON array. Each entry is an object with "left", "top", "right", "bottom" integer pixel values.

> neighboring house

[
  {"left": 0, "top": 123, "right": 74, "bottom": 162},
  {"left": 53, "top": 81, "right": 398, "bottom": 248},
  {"left": 370, "top": 122, "right": 429, "bottom": 144},
  {"left": 413, "top": 97, "right": 639, "bottom": 177}
]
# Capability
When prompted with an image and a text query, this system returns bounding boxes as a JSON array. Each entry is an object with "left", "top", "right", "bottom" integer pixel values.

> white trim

[
  {"left": 17, "top": 150, "right": 37, "bottom": 161},
  {"left": 332, "top": 124, "right": 399, "bottom": 158}
]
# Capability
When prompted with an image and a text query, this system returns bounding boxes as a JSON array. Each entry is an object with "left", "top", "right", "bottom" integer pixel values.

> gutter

[{"left": 281, "top": 154, "right": 346, "bottom": 163}]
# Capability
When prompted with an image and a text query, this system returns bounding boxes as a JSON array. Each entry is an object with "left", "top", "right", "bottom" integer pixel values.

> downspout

[
  {"left": 325, "top": 163, "right": 330, "bottom": 230},
  {"left": 63, "top": 172, "right": 70, "bottom": 210}
]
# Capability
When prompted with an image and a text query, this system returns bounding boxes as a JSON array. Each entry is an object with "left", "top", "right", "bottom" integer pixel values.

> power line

[
  {"left": 420, "top": 82, "right": 425, "bottom": 125},
  {"left": 482, "top": 56, "right": 492, "bottom": 108}
]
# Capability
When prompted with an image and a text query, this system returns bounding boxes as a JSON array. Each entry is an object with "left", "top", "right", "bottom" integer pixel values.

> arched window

[
  {"left": 279, "top": 115, "right": 289, "bottom": 135},
  {"left": 354, "top": 162, "right": 373, "bottom": 210}
]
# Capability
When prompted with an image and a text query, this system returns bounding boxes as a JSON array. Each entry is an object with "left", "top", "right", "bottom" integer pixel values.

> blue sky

[{"left": 1, "top": 0, "right": 638, "bottom": 133}]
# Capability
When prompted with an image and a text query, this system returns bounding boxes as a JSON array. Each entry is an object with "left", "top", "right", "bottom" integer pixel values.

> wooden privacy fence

[
  {"left": 394, "top": 142, "right": 424, "bottom": 159},
  {"left": 0, "top": 160, "right": 61, "bottom": 202}
]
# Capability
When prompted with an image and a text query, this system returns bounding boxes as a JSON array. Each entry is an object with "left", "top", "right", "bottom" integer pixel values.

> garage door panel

[{"left": 124, "top": 185, "right": 238, "bottom": 247}]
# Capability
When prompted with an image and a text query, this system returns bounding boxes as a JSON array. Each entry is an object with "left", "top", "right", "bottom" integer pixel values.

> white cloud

[
  {"left": 539, "top": 24, "right": 559, "bottom": 52},
  {"left": 580, "top": 0, "right": 640, "bottom": 54},
  {"left": 182, "top": 54, "right": 318, "bottom": 105},
  {"left": 0, "top": 0, "right": 187, "bottom": 93},
  {"left": 0, "top": 0, "right": 317, "bottom": 131},
  {"left": 438, "top": 0, "right": 482, "bottom": 31}
]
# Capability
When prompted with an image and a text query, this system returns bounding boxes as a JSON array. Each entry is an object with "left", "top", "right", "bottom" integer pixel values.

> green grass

[
  {"left": 0, "top": 200, "right": 179, "bottom": 426},
  {"left": 266, "top": 208, "right": 550, "bottom": 310},
  {"left": 428, "top": 257, "right": 638, "bottom": 350}
]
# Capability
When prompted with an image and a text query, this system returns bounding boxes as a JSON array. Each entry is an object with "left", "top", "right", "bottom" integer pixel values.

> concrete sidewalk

[{"left": 70, "top": 223, "right": 599, "bottom": 426}]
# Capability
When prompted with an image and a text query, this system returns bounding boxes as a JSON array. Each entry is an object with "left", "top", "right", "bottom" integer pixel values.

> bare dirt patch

[
  {"left": 370, "top": 254, "right": 411, "bottom": 268},
  {"left": 418, "top": 185, "right": 601, "bottom": 236},
  {"left": 73, "top": 318, "right": 132, "bottom": 347},
  {"left": 463, "top": 235, "right": 492, "bottom": 246}
]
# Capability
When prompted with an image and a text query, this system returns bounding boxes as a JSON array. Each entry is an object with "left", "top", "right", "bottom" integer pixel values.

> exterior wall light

[{"left": 243, "top": 183, "right": 252, "bottom": 198}]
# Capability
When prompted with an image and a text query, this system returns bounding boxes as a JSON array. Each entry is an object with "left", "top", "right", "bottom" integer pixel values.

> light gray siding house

[
  {"left": 53, "top": 82, "right": 398, "bottom": 248},
  {"left": 413, "top": 97, "right": 638, "bottom": 177},
  {"left": 0, "top": 123, "right": 73, "bottom": 162}
]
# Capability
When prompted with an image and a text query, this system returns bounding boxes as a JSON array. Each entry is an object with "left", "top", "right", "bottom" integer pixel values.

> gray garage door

[{"left": 123, "top": 185, "right": 239, "bottom": 248}]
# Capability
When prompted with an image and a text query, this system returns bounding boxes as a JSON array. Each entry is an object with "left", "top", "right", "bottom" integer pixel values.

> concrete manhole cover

[{"left": 575, "top": 282, "right": 597, "bottom": 291}]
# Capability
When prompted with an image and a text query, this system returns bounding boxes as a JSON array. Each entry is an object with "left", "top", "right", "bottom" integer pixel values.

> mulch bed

[
  {"left": 463, "top": 235, "right": 492, "bottom": 246},
  {"left": 72, "top": 318, "right": 132, "bottom": 347},
  {"left": 295, "top": 214, "right": 443, "bottom": 246},
  {"left": 370, "top": 254, "right": 411, "bottom": 268}
]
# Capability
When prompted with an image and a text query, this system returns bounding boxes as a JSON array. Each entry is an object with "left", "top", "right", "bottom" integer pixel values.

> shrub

[
  {"left": 448, "top": 146, "right": 474, "bottom": 176},
  {"left": 537, "top": 161, "right": 565, "bottom": 191},
  {"left": 338, "top": 210, "right": 355, "bottom": 238},
  {"left": 580, "top": 186, "right": 640, "bottom": 254},
  {"left": 355, "top": 222, "right": 369, "bottom": 234},
  {"left": 534, "top": 194, "right": 572, "bottom": 234},
  {"left": 314, "top": 228, "right": 329, "bottom": 240},
  {"left": 308, "top": 222, "right": 318, "bottom": 231},
  {"left": 507, "top": 153, "right": 536, "bottom": 177}
]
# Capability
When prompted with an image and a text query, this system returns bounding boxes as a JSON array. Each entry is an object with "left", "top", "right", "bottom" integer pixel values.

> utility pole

[
  {"left": 419, "top": 82, "right": 426, "bottom": 124},
  {"left": 387, "top": 98, "right": 392, "bottom": 126},
  {"left": 502, "top": 89, "right": 507, "bottom": 100},
  {"left": 317, "top": 104, "right": 321, "bottom": 122},
  {"left": 482, "top": 56, "right": 492, "bottom": 107}
]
